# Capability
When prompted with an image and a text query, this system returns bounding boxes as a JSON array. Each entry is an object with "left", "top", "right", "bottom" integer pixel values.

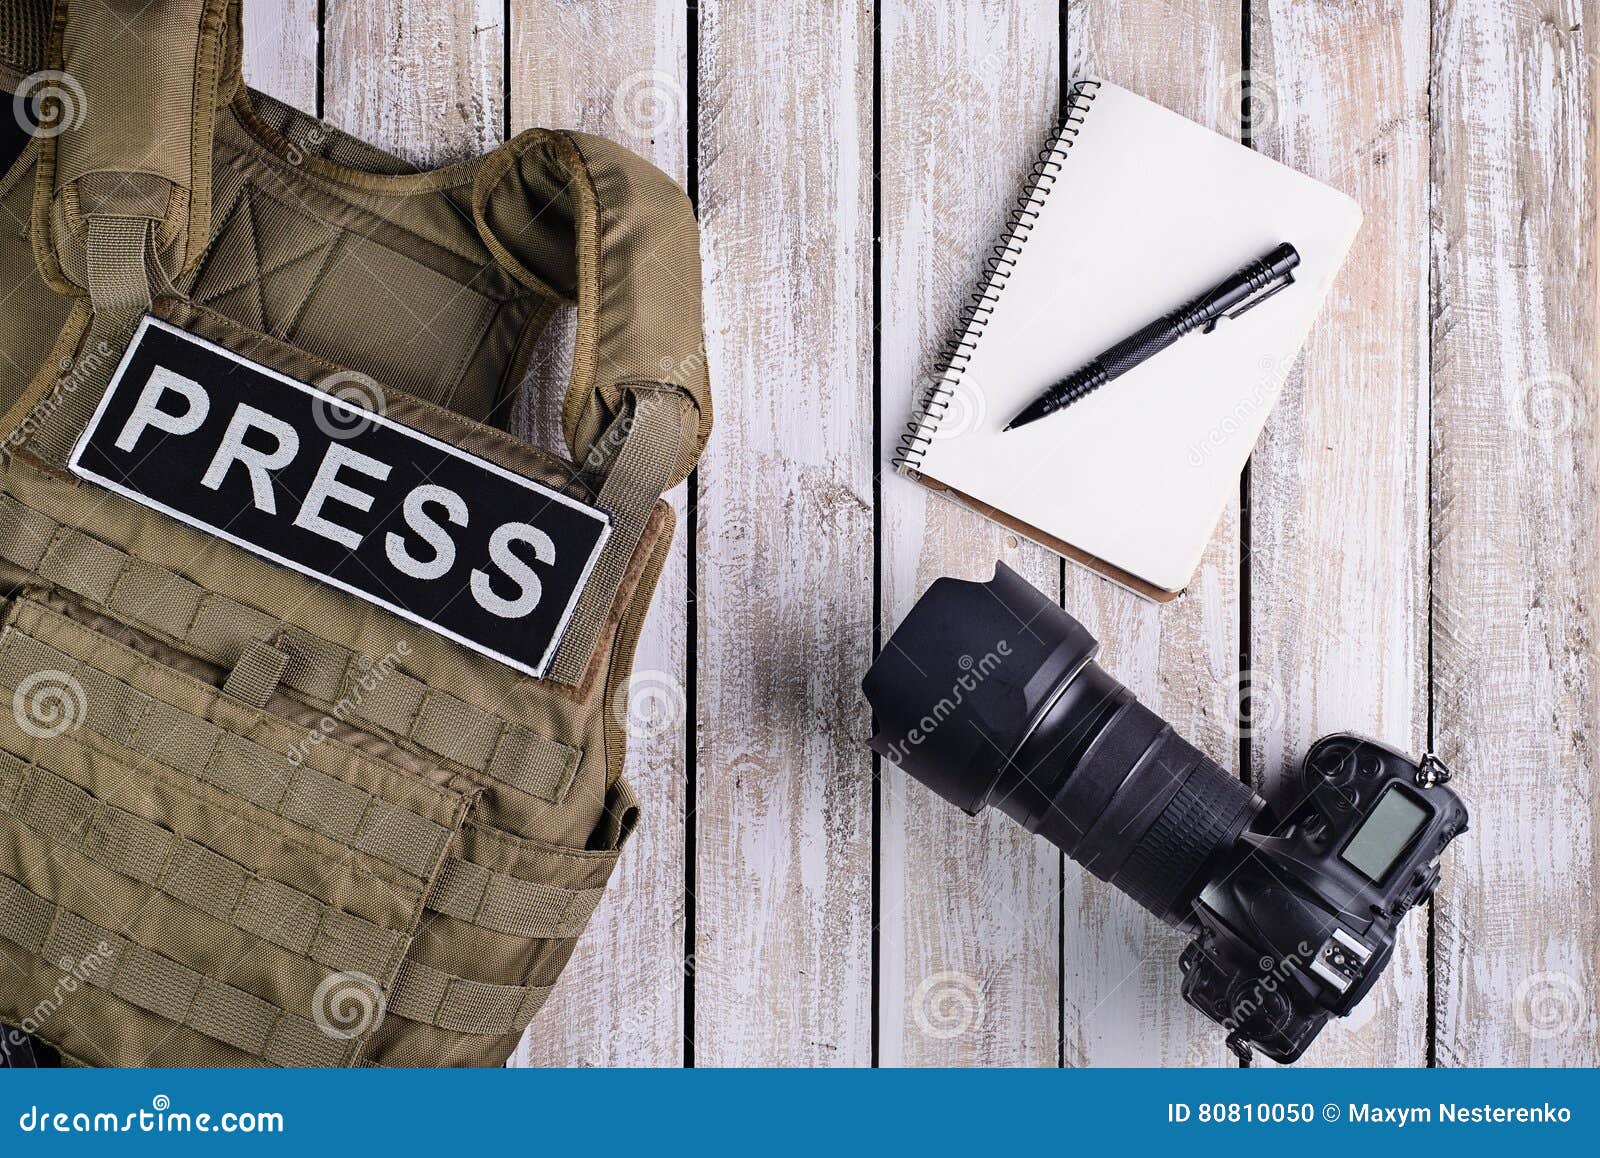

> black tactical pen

[{"left": 1004, "top": 242, "right": 1301, "bottom": 431}]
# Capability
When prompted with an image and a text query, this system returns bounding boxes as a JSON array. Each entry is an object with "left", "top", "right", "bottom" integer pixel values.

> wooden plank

[
  {"left": 1247, "top": 0, "right": 1430, "bottom": 1067},
  {"left": 322, "top": 0, "right": 504, "bottom": 165},
  {"left": 241, "top": 0, "right": 319, "bottom": 109},
  {"left": 877, "top": 0, "right": 1063, "bottom": 1067},
  {"left": 507, "top": 0, "right": 692, "bottom": 1068},
  {"left": 1058, "top": 0, "right": 1241, "bottom": 1067},
  {"left": 694, "top": 0, "right": 876, "bottom": 1065},
  {"left": 1431, "top": 0, "right": 1600, "bottom": 1066}
]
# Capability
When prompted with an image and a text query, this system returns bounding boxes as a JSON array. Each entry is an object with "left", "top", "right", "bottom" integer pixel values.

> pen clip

[{"left": 1202, "top": 270, "right": 1297, "bottom": 333}]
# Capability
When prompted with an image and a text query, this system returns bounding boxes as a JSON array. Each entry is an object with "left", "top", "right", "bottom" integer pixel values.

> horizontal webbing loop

[
  {"left": 424, "top": 857, "right": 604, "bottom": 941},
  {"left": 0, "top": 492, "right": 581, "bottom": 802},
  {"left": 0, "top": 870, "right": 356, "bottom": 1066},
  {"left": 0, "top": 605, "right": 456, "bottom": 880},
  {"left": 0, "top": 751, "right": 406, "bottom": 979},
  {"left": 387, "top": 958, "right": 552, "bottom": 1036}
]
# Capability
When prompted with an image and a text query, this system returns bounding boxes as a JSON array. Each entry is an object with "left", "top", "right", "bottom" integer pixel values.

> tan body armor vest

[{"left": 0, "top": 0, "right": 709, "bottom": 1066}]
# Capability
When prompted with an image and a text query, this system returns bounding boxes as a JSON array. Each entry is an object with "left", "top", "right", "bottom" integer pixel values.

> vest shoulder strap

[{"left": 31, "top": 0, "right": 242, "bottom": 297}]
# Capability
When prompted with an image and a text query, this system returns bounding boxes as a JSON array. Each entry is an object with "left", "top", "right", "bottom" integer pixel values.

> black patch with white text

[{"left": 70, "top": 317, "right": 611, "bottom": 679}]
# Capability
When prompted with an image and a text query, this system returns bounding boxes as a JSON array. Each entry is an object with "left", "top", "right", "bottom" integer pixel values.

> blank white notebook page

[{"left": 913, "top": 81, "right": 1362, "bottom": 592}]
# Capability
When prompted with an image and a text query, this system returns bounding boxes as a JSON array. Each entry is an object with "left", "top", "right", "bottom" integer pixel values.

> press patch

[{"left": 70, "top": 317, "right": 611, "bottom": 679}]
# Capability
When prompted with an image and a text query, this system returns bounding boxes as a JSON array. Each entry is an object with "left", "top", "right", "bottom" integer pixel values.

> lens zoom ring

[{"left": 1114, "top": 754, "right": 1256, "bottom": 921}]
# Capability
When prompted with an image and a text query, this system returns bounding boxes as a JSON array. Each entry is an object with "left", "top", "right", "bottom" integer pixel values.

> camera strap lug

[{"left": 1416, "top": 752, "right": 1453, "bottom": 788}]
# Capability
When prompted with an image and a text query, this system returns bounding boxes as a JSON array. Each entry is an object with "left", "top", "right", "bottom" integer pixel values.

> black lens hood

[{"left": 864, "top": 562, "right": 1098, "bottom": 813}]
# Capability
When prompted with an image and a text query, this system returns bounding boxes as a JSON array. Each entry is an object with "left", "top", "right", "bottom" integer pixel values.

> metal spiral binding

[{"left": 894, "top": 79, "right": 1101, "bottom": 473}]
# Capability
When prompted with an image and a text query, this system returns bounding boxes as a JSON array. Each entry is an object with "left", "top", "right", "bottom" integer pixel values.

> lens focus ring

[{"left": 1112, "top": 740, "right": 1258, "bottom": 923}]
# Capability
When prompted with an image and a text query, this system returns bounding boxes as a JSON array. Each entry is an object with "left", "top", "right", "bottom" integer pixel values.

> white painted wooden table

[{"left": 244, "top": 0, "right": 1597, "bottom": 1067}]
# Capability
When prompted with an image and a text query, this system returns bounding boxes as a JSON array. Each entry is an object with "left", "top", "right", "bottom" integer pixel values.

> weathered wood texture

[
  {"left": 508, "top": 0, "right": 692, "bottom": 1068},
  {"left": 323, "top": 0, "right": 504, "bottom": 166},
  {"left": 238, "top": 0, "right": 1600, "bottom": 1068},
  {"left": 1249, "top": 0, "right": 1431, "bottom": 1066},
  {"left": 1430, "top": 0, "right": 1599, "bottom": 1066},
  {"left": 241, "top": 0, "right": 318, "bottom": 109},
  {"left": 877, "top": 0, "right": 1063, "bottom": 1068},
  {"left": 1058, "top": 0, "right": 1241, "bottom": 1067},
  {"left": 693, "top": 0, "right": 877, "bottom": 1065}
]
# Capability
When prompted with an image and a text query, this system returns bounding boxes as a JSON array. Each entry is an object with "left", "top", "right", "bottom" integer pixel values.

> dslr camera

[{"left": 863, "top": 563, "right": 1468, "bottom": 1063}]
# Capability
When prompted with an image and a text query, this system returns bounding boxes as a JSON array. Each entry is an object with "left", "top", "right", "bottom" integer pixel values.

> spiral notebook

[{"left": 895, "top": 80, "right": 1362, "bottom": 599}]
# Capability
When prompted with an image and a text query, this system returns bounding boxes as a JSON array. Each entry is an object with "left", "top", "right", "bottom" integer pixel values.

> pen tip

[{"left": 1001, "top": 422, "right": 1013, "bottom": 432}]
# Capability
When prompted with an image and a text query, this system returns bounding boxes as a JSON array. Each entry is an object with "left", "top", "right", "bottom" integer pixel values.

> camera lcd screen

[{"left": 1341, "top": 786, "right": 1428, "bottom": 882}]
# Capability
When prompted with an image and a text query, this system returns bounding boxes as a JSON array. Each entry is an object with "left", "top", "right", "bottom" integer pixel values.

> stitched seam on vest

[
  {"left": 0, "top": 870, "right": 357, "bottom": 1065},
  {"left": 0, "top": 751, "right": 409, "bottom": 979}
]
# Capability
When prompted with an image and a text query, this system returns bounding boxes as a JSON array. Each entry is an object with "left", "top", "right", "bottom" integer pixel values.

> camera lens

[{"left": 864, "top": 562, "right": 1259, "bottom": 925}]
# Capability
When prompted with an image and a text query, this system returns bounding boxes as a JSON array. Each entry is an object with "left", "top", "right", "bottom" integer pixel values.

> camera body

[{"left": 1180, "top": 735, "right": 1469, "bottom": 1063}]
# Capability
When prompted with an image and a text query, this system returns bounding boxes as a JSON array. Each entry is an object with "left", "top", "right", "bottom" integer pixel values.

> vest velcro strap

[
  {"left": 0, "top": 871, "right": 357, "bottom": 1065},
  {"left": 0, "top": 752, "right": 408, "bottom": 980},
  {"left": 0, "top": 493, "right": 581, "bottom": 801},
  {"left": 387, "top": 958, "right": 553, "bottom": 1036},
  {"left": 425, "top": 857, "right": 605, "bottom": 941}
]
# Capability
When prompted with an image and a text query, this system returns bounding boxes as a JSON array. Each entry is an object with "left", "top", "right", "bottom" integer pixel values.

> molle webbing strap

[
  {"left": 387, "top": 958, "right": 553, "bottom": 1036},
  {"left": 0, "top": 492, "right": 581, "bottom": 802},
  {"left": 0, "top": 607, "right": 457, "bottom": 881},
  {"left": 0, "top": 751, "right": 407, "bottom": 980},
  {"left": 424, "top": 856, "right": 605, "bottom": 941},
  {"left": 0, "top": 872, "right": 358, "bottom": 1065}
]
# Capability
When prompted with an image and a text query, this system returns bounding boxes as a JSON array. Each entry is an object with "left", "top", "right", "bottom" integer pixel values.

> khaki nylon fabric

[{"left": 0, "top": 0, "right": 708, "bottom": 1066}]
